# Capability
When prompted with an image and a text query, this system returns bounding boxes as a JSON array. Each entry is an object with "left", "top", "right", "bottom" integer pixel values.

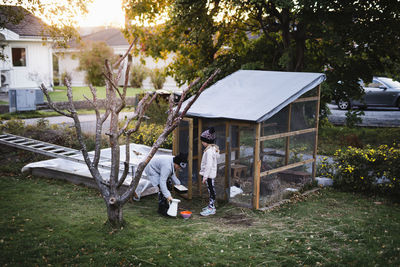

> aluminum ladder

[{"left": 0, "top": 133, "right": 135, "bottom": 173}]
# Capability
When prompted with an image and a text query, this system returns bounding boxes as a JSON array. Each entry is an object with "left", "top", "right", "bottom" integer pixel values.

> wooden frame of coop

[{"left": 173, "top": 84, "right": 321, "bottom": 210}]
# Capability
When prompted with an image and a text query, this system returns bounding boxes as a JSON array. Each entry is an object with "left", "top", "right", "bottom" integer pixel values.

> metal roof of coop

[{"left": 182, "top": 70, "right": 326, "bottom": 122}]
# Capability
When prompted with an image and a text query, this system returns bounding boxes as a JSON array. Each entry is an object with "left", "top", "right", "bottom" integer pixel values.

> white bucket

[{"left": 167, "top": 198, "right": 181, "bottom": 217}]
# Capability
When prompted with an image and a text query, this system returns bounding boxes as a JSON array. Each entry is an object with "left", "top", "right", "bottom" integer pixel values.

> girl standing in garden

[{"left": 199, "top": 127, "right": 220, "bottom": 216}]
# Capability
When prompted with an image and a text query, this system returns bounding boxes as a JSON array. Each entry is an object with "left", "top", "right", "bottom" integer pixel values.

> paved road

[
  {"left": 327, "top": 104, "right": 400, "bottom": 127},
  {"left": 23, "top": 112, "right": 133, "bottom": 134}
]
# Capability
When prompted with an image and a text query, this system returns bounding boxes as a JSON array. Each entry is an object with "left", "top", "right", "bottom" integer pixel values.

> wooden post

[
  {"left": 312, "top": 85, "right": 321, "bottom": 179},
  {"left": 224, "top": 122, "right": 230, "bottom": 201},
  {"left": 260, "top": 123, "right": 264, "bottom": 161},
  {"left": 285, "top": 104, "right": 292, "bottom": 165},
  {"left": 197, "top": 118, "right": 203, "bottom": 195},
  {"left": 236, "top": 126, "right": 240, "bottom": 160},
  {"left": 253, "top": 123, "right": 261, "bottom": 209},
  {"left": 188, "top": 119, "right": 193, "bottom": 199}
]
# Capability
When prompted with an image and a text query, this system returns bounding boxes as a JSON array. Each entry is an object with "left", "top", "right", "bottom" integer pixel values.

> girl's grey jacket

[{"left": 144, "top": 155, "right": 181, "bottom": 199}]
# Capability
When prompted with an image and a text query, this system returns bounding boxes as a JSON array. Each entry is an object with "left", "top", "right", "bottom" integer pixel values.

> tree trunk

[{"left": 106, "top": 202, "right": 124, "bottom": 227}]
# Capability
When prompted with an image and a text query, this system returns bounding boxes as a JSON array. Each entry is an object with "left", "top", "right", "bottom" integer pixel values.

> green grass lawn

[
  {"left": 1, "top": 150, "right": 399, "bottom": 266},
  {"left": 48, "top": 86, "right": 143, "bottom": 102}
]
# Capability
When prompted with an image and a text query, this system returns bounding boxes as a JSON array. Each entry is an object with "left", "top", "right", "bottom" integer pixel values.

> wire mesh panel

[
  {"left": 177, "top": 120, "right": 190, "bottom": 187},
  {"left": 288, "top": 132, "right": 316, "bottom": 165},
  {"left": 261, "top": 137, "right": 286, "bottom": 170},
  {"left": 229, "top": 125, "right": 255, "bottom": 208},
  {"left": 290, "top": 101, "right": 317, "bottom": 131},
  {"left": 262, "top": 106, "right": 290, "bottom": 136},
  {"left": 300, "top": 87, "right": 318, "bottom": 97},
  {"left": 192, "top": 118, "right": 199, "bottom": 190},
  {"left": 258, "top": 162, "right": 313, "bottom": 207},
  {"left": 257, "top": 91, "right": 318, "bottom": 208}
]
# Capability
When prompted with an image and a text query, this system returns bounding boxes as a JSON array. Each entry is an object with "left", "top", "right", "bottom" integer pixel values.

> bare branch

[
  {"left": 83, "top": 95, "right": 96, "bottom": 109},
  {"left": 118, "top": 92, "right": 157, "bottom": 136},
  {"left": 88, "top": 84, "right": 110, "bottom": 123},
  {"left": 125, "top": 92, "right": 157, "bottom": 136},
  {"left": 173, "top": 77, "right": 200, "bottom": 117},
  {"left": 117, "top": 135, "right": 131, "bottom": 188},
  {"left": 40, "top": 83, "right": 72, "bottom": 118},
  {"left": 118, "top": 93, "right": 149, "bottom": 136},
  {"left": 89, "top": 84, "right": 98, "bottom": 101},
  {"left": 115, "top": 58, "right": 126, "bottom": 85},
  {"left": 121, "top": 57, "right": 133, "bottom": 100},
  {"left": 180, "top": 69, "right": 221, "bottom": 117},
  {"left": 112, "top": 38, "right": 137, "bottom": 69},
  {"left": 43, "top": 79, "right": 109, "bottom": 197},
  {"left": 103, "top": 68, "right": 123, "bottom": 99},
  {"left": 85, "top": 85, "right": 106, "bottom": 168}
]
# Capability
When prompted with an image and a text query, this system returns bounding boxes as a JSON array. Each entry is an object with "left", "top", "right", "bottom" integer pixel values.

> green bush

[
  {"left": 146, "top": 97, "right": 169, "bottom": 125},
  {"left": 130, "top": 64, "right": 148, "bottom": 88},
  {"left": 318, "top": 144, "right": 400, "bottom": 196},
  {"left": 128, "top": 123, "right": 172, "bottom": 149},
  {"left": 150, "top": 68, "right": 166, "bottom": 89},
  {"left": 0, "top": 118, "right": 25, "bottom": 135},
  {"left": 134, "top": 93, "right": 170, "bottom": 125}
]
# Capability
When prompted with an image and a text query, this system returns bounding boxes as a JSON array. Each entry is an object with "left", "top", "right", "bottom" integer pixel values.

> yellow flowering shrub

[
  {"left": 318, "top": 144, "right": 400, "bottom": 195},
  {"left": 128, "top": 123, "right": 173, "bottom": 149}
]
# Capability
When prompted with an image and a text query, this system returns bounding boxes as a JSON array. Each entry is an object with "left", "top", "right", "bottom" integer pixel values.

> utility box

[
  {"left": 35, "top": 89, "right": 45, "bottom": 105},
  {"left": 9, "top": 89, "right": 44, "bottom": 112}
]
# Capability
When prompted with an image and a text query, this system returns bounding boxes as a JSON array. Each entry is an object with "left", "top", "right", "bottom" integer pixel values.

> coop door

[
  {"left": 228, "top": 124, "right": 255, "bottom": 208},
  {"left": 174, "top": 118, "right": 195, "bottom": 199}
]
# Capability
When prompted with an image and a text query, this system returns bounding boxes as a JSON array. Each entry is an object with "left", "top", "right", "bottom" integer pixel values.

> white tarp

[
  {"left": 182, "top": 70, "right": 326, "bottom": 122},
  {"left": 22, "top": 143, "right": 172, "bottom": 188}
]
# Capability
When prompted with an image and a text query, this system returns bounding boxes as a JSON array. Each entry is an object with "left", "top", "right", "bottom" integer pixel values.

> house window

[{"left": 12, "top": 47, "right": 26, "bottom": 67}]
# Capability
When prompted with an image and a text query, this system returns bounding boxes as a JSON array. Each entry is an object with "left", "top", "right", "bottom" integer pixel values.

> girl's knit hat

[{"left": 200, "top": 127, "right": 216, "bottom": 144}]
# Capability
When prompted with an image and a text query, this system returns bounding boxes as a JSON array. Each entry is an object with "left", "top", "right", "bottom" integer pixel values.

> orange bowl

[{"left": 180, "top": 210, "right": 192, "bottom": 219}]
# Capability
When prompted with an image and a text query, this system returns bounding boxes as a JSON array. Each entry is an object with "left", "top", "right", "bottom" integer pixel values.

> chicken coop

[{"left": 173, "top": 70, "right": 326, "bottom": 209}]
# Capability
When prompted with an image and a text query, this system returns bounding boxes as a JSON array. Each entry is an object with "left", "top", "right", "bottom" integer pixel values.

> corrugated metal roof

[
  {"left": 182, "top": 70, "right": 326, "bottom": 123},
  {"left": 0, "top": 5, "right": 50, "bottom": 37}
]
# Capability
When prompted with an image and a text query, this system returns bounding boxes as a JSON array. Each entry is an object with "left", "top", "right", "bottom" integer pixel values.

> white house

[
  {"left": 0, "top": 6, "right": 53, "bottom": 93},
  {"left": 55, "top": 27, "right": 180, "bottom": 91}
]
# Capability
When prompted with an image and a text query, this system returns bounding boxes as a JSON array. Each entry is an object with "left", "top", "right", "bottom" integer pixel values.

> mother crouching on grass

[{"left": 135, "top": 153, "right": 188, "bottom": 216}]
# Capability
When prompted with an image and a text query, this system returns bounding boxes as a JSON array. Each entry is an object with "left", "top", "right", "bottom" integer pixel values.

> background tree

[
  {"left": 123, "top": 0, "right": 400, "bottom": 118},
  {"left": 41, "top": 41, "right": 220, "bottom": 227},
  {"left": 77, "top": 41, "right": 115, "bottom": 86}
]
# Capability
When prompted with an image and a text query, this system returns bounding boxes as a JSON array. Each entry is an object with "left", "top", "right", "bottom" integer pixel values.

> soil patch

[{"left": 222, "top": 213, "right": 254, "bottom": 226}]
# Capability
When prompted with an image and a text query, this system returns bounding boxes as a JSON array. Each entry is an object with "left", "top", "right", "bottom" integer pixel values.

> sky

[
  {"left": 1, "top": 0, "right": 125, "bottom": 27},
  {"left": 77, "top": 0, "right": 125, "bottom": 28}
]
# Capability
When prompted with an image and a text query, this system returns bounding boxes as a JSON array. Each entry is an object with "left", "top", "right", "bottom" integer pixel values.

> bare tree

[{"left": 40, "top": 41, "right": 220, "bottom": 227}]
